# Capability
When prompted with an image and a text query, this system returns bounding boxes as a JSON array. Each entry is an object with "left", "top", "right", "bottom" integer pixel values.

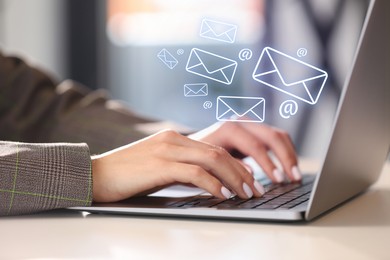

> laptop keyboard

[{"left": 169, "top": 175, "right": 315, "bottom": 210}]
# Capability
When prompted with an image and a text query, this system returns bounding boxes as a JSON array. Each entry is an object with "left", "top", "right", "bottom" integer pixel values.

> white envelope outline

[
  {"left": 200, "top": 19, "right": 238, "bottom": 44},
  {"left": 184, "top": 83, "right": 208, "bottom": 97},
  {"left": 216, "top": 96, "right": 265, "bottom": 123},
  {"left": 157, "top": 48, "right": 178, "bottom": 69},
  {"left": 186, "top": 48, "right": 238, "bottom": 85},
  {"left": 252, "top": 47, "right": 328, "bottom": 105}
]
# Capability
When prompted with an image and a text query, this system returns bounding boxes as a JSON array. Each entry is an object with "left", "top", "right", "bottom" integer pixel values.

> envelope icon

[
  {"left": 216, "top": 96, "right": 265, "bottom": 123},
  {"left": 186, "top": 48, "right": 238, "bottom": 85},
  {"left": 157, "top": 48, "right": 178, "bottom": 69},
  {"left": 184, "top": 83, "right": 208, "bottom": 97},
  {"left": 252, "top": 47, "right": 328, "bottom": 105},
  {"left": 200, "top": 19, "right": 238, "bottom": 44}
]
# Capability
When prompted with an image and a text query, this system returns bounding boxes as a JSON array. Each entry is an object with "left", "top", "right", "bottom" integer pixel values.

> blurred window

[{"left": 107, "top": 0, "right": 264, "bottom": 46}]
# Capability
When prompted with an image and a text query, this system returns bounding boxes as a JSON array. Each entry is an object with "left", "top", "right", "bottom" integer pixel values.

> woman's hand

[
  {"left": 92, "top": 129, "right": 265, "bottom": 203},
  {"left": 189, "top": 122, "right": 301, "bottom": 183}
]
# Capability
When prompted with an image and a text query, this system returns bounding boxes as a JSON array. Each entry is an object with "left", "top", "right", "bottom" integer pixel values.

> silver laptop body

[{"left": 72, "top": 0, "right": 389, "bottom": 222}]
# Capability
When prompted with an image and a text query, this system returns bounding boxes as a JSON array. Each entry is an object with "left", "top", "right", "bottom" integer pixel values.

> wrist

[{"left": 91, "top": 156, "right": 104, "bottom": 202}]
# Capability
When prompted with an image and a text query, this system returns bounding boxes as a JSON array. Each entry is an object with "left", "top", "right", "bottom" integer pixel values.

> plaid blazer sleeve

[
  {"left": 0, "top": 50, "right": 192, "bottom": 215},
  {"left": 0, "top": 141, "right": 92, "bottom": 216},
  {"left": 0, "top": 51, "right": 162, "bottom": 215}
]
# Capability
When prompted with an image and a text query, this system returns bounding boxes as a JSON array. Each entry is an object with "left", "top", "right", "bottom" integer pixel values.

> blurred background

[{"left": 0, "top": 0, "right": 369, "bottom": 158}]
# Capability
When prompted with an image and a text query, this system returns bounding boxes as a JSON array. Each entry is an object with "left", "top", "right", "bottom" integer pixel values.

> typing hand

[
  {"left": 91, "top": 129, "right": 265, "bottom": 203},
  {"left": 189, "top": 122, "right": 301, "bottom": 183}
]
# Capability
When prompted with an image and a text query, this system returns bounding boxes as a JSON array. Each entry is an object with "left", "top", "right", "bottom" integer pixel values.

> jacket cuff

[{"left": 0, "top": 141, "right": 92, "bottom": 216}]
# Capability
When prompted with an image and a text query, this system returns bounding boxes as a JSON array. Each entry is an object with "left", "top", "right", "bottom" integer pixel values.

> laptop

[{"left": 71, "top": 0, "right": 389, "bottom": 222}]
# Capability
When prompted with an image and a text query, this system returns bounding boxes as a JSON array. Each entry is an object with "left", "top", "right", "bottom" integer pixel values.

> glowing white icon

[
  {"left": 203, "top": 101, "right": 213, "bottom": 109},
  {"left": 157, "top": 48, "right": 178, "bottom": 69},
  {"left": 199, "top": 19, "right": 238, "bottom": 44},
  {"left": 297, "top": 48, "right": 308, "bottom": 57},
  {"left": 216, "top": 96, "right": 265, "bottom": 123},
  {"left": 279, "top": 100, "right": 298, "bottom": 119},
  {"left": 186, "top": 48, "right": 238, "bottom": 85},
  {"left": 238, "top": 48, "right": 253, "bottom": 61},
  {"left": 252, "top": 47, "right": 328, "bottom": 105},
  {"left": 177, "top": 49, "right": 185, "bottom": 55},
  {"left": 184, "top": 83, "right": 208, "bottom": 97}
]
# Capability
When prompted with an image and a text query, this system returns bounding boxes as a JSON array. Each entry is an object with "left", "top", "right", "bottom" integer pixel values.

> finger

[
  {"left": 240, "top": 124, "right": 301, "bottom": 181},
  {"left": 271, "top": 133, "right": 301, "bottom": 181},
  {"left": 235, "top": 159, "right": 266, "bottom": 196},
  {"left": 165, "top": 162, "right": 232, "bottom": 199},
  {"left": 215, "top": 123, "right": 283, "bottom": 183},
  {"left": 157, "top": 142, "right": 264, "bottom": 198},
  {"left": 152, "top": 130, "right": 264, "bottom": 198}
]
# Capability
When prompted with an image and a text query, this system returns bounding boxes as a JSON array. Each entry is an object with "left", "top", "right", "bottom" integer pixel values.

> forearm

[
  {"left": 0, "top": 52, "right": 154, "bottom": 154},
  {"left": 0, "top": 141, "right": 92, "bottom": 216}
]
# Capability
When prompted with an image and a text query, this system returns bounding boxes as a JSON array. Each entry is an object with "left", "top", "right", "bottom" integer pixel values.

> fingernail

[
  {"left": 242, "top": 183, "right": 253, "bottom": 198},
  {"left": 292, "top": 166, "right": 302, "bottom": 181},
  {"left": 221, "top": 186, "right": 232, "bottom": 199},
  {"left": 273, "top": 168, "right": 284, "bottom": 183},
  {"left": 253, "top": 180, "right": 265, "bottom": 195}
]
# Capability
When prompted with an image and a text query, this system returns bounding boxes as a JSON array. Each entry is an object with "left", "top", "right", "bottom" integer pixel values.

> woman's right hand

[{"left": 91, "top": 130, "right": 265, "bottom": 203}]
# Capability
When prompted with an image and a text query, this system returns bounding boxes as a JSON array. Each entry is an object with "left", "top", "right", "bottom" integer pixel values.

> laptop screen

[{"left": 105, "top": 0, "right": 369, "bottom": 158}]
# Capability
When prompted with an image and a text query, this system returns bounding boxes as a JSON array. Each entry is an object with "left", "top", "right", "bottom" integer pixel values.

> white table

[{"left": 1, "top": 161, "right": 389, "bottom": 260}]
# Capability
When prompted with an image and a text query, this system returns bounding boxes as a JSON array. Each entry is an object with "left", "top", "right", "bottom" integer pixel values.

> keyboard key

[{"left": 169, "top": 175, "right": 316, "bottom": 211}]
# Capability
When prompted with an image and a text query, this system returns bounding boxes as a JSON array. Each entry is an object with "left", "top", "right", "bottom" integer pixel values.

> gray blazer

[{"left": 0, "top": 52, "right": 153, "bottom": 215}]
